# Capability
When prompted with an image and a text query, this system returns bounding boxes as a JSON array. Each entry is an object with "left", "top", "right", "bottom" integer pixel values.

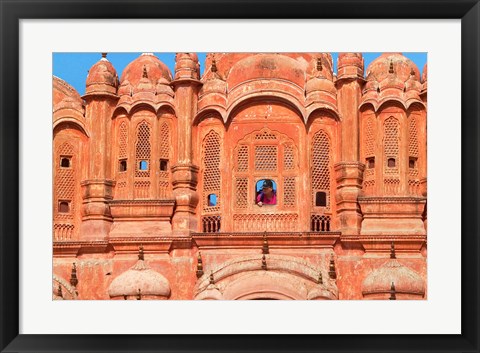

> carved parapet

[
  {"left": 109, "top": 199, "right": 175, "bottom": 221},
  {"left": 358, "top": 196, "right": 427, "bottom": 236}
]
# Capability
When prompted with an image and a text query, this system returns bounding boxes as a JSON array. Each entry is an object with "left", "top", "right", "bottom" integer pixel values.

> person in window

[{"left": 256, "top": 179, "right": 277, "bottom": 207}]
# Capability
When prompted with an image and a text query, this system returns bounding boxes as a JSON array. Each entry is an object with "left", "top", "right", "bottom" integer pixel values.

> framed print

[{"left": 1, "top": 1, "right": 479, "bottom": 352}]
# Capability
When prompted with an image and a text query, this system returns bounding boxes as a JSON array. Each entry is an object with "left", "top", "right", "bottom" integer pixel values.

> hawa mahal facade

[{"left": 52, "top": 52, "right": 427, "bottom": 300}]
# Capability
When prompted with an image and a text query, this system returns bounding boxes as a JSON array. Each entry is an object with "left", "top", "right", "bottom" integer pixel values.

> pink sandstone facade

[{"left": 52, "top": 52, "right": 427, "bottom": 300}]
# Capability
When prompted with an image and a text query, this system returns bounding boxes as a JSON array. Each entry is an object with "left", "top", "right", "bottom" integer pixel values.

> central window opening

[
  {"left": 256, "top": 179, "right": 277, "bottom": 206},
  {"left": 138, "top": 160, "right": 148, "bottom": 170}
]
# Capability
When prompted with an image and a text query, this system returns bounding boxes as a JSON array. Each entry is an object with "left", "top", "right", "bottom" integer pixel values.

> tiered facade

[{"left": 52, "top": 52, "right": 427, "bottom": 300}]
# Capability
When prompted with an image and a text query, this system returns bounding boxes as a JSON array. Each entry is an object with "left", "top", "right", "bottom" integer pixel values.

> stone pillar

[
  {"left": 334, "top": 53, "right": 365, "bottom": 235},
  {"left": 171, "top": 53, "right": 202, "bottom": 234},
  {"left": 80, "top": 54, "right": 118, "bottom": 240}
]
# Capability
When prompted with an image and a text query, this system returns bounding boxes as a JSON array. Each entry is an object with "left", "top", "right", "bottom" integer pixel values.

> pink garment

[{"left": 256, "top": 192, "right": 277, "bottom": 205}]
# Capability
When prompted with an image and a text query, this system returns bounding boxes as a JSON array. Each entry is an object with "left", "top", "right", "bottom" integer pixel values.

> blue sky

[{"left": 53, "top": 52, "right": 427, "bottom": 96}]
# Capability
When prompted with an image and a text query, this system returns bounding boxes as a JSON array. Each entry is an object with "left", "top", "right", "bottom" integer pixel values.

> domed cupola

[
  {"left": 378, "top": 60, "right": 405, "bottom": 93},
  {"left": 174, "top": 53, "right": 200, "bottom": 81},
  {"left": 337, "top": 52, "right": 364, "bottom": 80},
  {"left": 198, "top": 54, "right": 227, "bottom": 114},
  {"left": 108, "top": 246, "right": 171, "bottom": 300},
  {"left": 361, "top": 72, "right": 380, "bottom": 103},
  {"left": 155, "top": 77, "right": 174, "bottom": 97},
  {"left": 85, "top": 53, "right": 118, "bottom": 96},
  {"left": 362, "top": 243, "right": 425, "bottom": 299}
]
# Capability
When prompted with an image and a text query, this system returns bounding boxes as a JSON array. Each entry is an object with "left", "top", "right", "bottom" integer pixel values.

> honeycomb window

[
  {"left": 409, "top": 157, "right": 417, "bottom": 169},
  {"left": 207, "top": 193, "right": 218, "bottom": 206}
]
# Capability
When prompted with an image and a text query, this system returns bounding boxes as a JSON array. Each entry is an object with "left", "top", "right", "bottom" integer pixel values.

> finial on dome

[
  {"left": 138, "top": 245, "right": 144, "bottom": 261},
  {"left": 410, "top": 68, "right": 416, "bottom": 77},
  {"left": 211, "top": 57, "right": 218, "bottom": 73},
  {"left": 317, "top": 271, "right": 323, "bottom": 285},
  {"left": 57, "top": 283, "right": 63, "bottom": 298},
  {"left": 316, "top": 57, "right": 323, "bottom": 71},
  {"left": 389, "top": 282, "right": 396, "bottom": 300},
  {"left": 209, "top": 271, "right": 215, "bottom": 285},
  {"left": 136, "top": 288, "right": 142, "bottom": 300},
  {"left": 389, "top": 61, "right": 394, "bottom": 74},
  {"left": 390, "top": 242, "right": 396, "bottom": 259},
  {"left": 262, "top": 232, "right": 269, "bottom": 255},
  {"left": 101, "top": 52, "right": 107, "bottom": 59},
  {"left": 261, "top": 254, "right": 267, "bottom": 270},
  {"left": 196, "top": 252, "right": 204, "bottom": 278},
  {"left": 70, "top": 262, "right": 78, "bottom": 287},
  {"left": 142, "top": 65, "right": 148, "bottom": 79},
  {"left": 329, "top": 254, "right": 337, "bottom": 280}
]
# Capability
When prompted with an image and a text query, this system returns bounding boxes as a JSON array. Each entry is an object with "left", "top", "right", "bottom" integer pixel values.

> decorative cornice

[
  {"left": 108, "top": 199, "right": 175, "bottom": 205},
  {"left": 358, "top": 196, "right": 426, "bottom": 203}
]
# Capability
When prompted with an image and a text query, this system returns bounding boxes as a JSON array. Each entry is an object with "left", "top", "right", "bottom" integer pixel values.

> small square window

[
  {"left": 207, "top": 193, "right": 218, "bottom": 206},
  {"left": 160, "top": 159, "right": 169, "bottom": 171},
  {"left": 60, "top": 157, "right": 71, "bottom": 168},
  {"left": 58, "top": 201, "right": 70, "bottom": 213},
  {"left": 409, "top": 157, "right": 417, "bottom": 169},
  {"left": 315, "top": 191, "right": 327, "bottom": 207},
  {"left": 119, "top": 159, "right": 127, "bottom": 172},
  {"left": 138, "top": 160, "right": 148, "bottom": 170},
  {"left": 366, "top": 157, "right": 375, "bottom": 169},
  {"left": 387, "top": 158, "right": 396, "bottom": 168},
  {"left": 255, "top": 179, "right": 277, "bottom": 206}
]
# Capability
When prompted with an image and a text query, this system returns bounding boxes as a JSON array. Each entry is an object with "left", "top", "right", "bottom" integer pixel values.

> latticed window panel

[
  {"left": 55, "top": 142, "right": 75, "bottom": 220},
  {"left": 236, "top": 145, "right": 249, "bottom": 172},
  {"left": 310, "top": 214, "right": 331, "bottom": 232},
  {"left": 311, "top": 130, "right": 331, "bottom": 208},
  {"left": 363, "top": 179, "right": 376, "bottom": 194},
  {"left": 135, "top": 121, "right": 151, "bottom": 177},
  {"left": 384, "top": 178, "right": 400, "bottom": 195},
  {"left": 134, "top": 180, "right": 151, "bottom": 199},
  {"left": 283, "top": 144, "right": 295, "bottom": 170},
  {"left": 202, "top": 215, "right": 221, "bottom": 233},
  {"left": 255, "top": 130, "right": 277, "bottom": 140},
  {"left": 364, "top": 116, "right": 375, "bottom": 157},
  {"left": 53, "top": 223, "right": 75, "bottom": 241},
  {"left": 408, "top": 116, "right": 419, "bottom": 158},
  {"left": 283, "top": 177, "right": 296, "bottom": 207},
  {"left": 158, "top": 180, "right": 170, "bottom": 198},
  {"left": 159, "top": 122, "right": 170, "bottom": 159},
  {"left": 202, "top": 131, "right": 221, "bottom": 212},
  {"left": 254, "top": 145, "right": 278, "bottom": 171},
  {"left": 384, "top": 117, "right": 399, "bottom": 174},
  {"left": 235, "top": 178, "right": 249, "bottom": 208},
  {"left": 233, "top": 213, "right": 298, "bottom": 232},
  {"left": 118, "top": 121, "right": 128, "bottom": 159}
]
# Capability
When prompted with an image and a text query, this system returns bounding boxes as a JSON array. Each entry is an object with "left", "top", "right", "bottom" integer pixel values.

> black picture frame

[{"left": 1, "top": 1, "right": 479, "bottom": 352}]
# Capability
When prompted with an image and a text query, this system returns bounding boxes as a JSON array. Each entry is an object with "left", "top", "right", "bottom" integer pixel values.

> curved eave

[
  {"left": 113, "top": 100, "right": 176, "bottom": 116},
  {"left": 226, "top": 91, "right": 306, "bottom": 125},
  {"left": 194, "top": 106, "right": 227, "bottom": 125},
  {"left": 306, "top": 102, "right": 340, "bottom": 122},
  {"left": 53, "top": 116, "right": 90, "bottom": 137}
]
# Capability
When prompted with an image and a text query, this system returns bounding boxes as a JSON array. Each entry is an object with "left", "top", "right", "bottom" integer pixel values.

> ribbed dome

[
  {"left": 366, "top": 53, "right": 420, "bottom": 83},
  {"left": 85, "top": 54, "right": 118, "bottom": 95},
  {"left": 108, "top": 259, "right": 171, "bottom": 298},
  {"left": 120, "top": 53, "right": 172, "bottom": 88},
  {"left": 362, "top": 259, "right": 425, "bottom": 296},
  {"left": 200, "top": 76, "right": 226, "bottom": 96},
  {"left": 227, "top": 54, "right": 305, "bottom": 90}
]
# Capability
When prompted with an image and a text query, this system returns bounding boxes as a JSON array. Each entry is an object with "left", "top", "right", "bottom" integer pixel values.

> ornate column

[
  {"left": 170, "top": 53, "right": 202, "bottom": 234},
  {"left": 334, "top": 53, "right": 365, "bottom": 235},
  {"left": 80, "top": 54, "right": 118, "bottom": 240}
]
